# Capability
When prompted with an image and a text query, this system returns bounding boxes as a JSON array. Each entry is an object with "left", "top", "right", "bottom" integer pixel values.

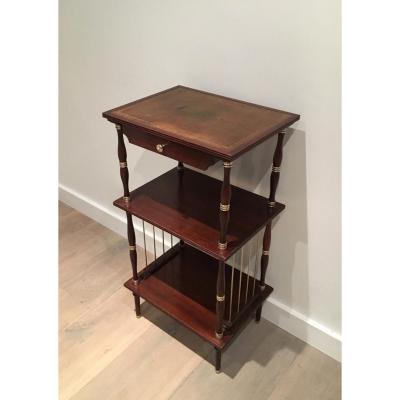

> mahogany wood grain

[
  {"left": 103, "top": 86, "right": 300, "bottom": 161},
  {"left": 126, "top": 275, "right": 229, "bottom": 349},
  {"left": 114, "top": 168, "right": 285, "bottom": 261}
]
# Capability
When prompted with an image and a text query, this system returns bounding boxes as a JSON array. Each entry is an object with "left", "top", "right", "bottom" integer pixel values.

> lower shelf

[{"left": 124, "top": 244, "right": 273, "bottom": 350}]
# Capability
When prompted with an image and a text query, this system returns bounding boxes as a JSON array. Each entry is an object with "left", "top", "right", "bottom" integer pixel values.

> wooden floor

[{"left": 59, "top": 202, "right": 341, "bottom": 400}]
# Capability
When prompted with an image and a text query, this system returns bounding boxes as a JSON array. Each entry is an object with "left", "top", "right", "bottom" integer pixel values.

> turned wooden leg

[
  {"left": 116, "top": 124, "right": 130, "bottom": 203},
  {"left": 215, "top": 347, "right": 222, "bottom": 373},
  {"left": 116, "top": 124, "right": 140, "bottom": 317},
  {"left": 260, "top": 222, "right": 271, "bottom": 288},
  {"left": 215, "top": 261, "right": 226, "bottom": 339},
  {"left": 127, "top": 213, "right": 138, "bottom": 282},
  {"left": 215, "top": 162, "right": 230, "bottom": 338},
  {"left": 127, "top": 213, "right": 140, "bottom": 317},
  {"left": 256, "top": 222, "right": 272, "bottom": 323},
  {"left": 269, "top": 129, "right": 286, "bottom": 207},
  {"left": 256, "top": 130, "right": 286, "bottom": 321},
  {"left": 255, "top": 307, "right": 262, "bottom": 322},
  {"left": 218, "top": 161, "right": 232, "bottom": 250},
  {"left": 133, "top": 295, "right": 141, "bottom": 318}
]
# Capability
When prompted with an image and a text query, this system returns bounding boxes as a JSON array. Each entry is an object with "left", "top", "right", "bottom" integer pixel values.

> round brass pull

[{"left": 156, "top": 143, "right": 167, "bottom": 153}]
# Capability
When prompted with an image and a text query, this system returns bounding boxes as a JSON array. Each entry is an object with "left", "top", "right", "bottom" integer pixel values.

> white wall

[{"left": 60, "top": 0, "right": 341, "bottom": 360}]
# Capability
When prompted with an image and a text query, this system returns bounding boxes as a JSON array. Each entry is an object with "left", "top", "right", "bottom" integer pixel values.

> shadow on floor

[{"left": 139, "top": 300, "right": 305, "bottom": 379}]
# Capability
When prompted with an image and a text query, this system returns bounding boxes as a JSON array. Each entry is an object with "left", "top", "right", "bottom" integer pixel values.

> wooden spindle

[
  {"left": 256, "top": 222, "right": 271, "bottom": 322},
  {"left": 215, "top": 261, "right": 226, "bottom": 339},
  {"left": 116, "top": 124, "right": 139, "bottom": 316},
  {"left": 116, "top": 124, "right": 130, "bottom": 203},
  {"left": 218, "top": 161, "right": 232, "bottom": 250},
  {"left": 127, "top": 213, "right": 140, "bottom": 318},
  {"left": 268, "top": 129, "right": 286, "bottom": 207}
]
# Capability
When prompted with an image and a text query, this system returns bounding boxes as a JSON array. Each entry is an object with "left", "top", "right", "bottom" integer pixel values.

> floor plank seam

[
  {"left": 60, "top": 281, "right": 130, "bottom": 332},
  {"left": 167, "top": 347, "right": 214, "bottom": 400}
]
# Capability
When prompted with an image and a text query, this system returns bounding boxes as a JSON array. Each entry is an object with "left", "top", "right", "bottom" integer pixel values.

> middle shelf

[{"left": 114, "top": 167, "right": 284, "bottom": 261}]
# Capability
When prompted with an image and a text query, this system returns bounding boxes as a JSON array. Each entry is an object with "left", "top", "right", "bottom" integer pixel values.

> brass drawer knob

[{"left": 156, "top": 143, "right": 167, "bottom": 153}]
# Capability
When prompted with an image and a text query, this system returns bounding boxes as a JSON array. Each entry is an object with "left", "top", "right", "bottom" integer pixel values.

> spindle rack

[{"left": 103, "top": 86, "right": 299, "bottom": 373}]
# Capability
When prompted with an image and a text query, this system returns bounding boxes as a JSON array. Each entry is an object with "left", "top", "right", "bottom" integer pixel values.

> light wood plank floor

[{"left": 59, "top": 202, "right": 341, "bottom": 400}]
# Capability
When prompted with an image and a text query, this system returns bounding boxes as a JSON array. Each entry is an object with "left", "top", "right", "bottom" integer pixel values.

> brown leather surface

[{"left": 103, "top": 86, "right": 299, "bottom": 159}]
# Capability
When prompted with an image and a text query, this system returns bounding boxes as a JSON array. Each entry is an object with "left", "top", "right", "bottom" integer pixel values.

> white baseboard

[
  {"left": 59, "top": 184, "right": 127, "bottom": 237},
  {"left": 59, "top": 184, "right": 175, "bottom": 253},
  {"left": 262, "top": 297, "right": 341, "bottom": 361},
  {"left": 59, "top": 183, "right": 341, "bottom": 362}
]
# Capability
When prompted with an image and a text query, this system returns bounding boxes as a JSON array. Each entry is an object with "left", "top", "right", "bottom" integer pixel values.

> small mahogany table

[{"left": 103, "top": 86, "right": 299, "bottom": 373}]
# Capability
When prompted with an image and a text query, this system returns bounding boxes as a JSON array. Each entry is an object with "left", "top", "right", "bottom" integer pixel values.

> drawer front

[{"left": 124, "top": 125, "right": 217, "bottom": 171}]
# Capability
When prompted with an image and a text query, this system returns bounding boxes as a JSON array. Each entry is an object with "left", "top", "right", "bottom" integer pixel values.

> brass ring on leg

[
  {"left": 219, "top": 203, "right": 230, "bottom": 212},
  {"left": 218, "top": 242, "right": 227, "bottom": 250},
  {"left": 223, "top": 161, "right": 233, "bottom": 168}
]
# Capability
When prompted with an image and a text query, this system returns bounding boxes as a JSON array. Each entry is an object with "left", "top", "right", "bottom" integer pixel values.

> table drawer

[{"left": 123, "top": 125, "right": 218, "bottom": 170}]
